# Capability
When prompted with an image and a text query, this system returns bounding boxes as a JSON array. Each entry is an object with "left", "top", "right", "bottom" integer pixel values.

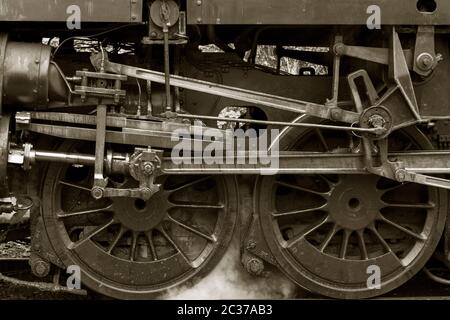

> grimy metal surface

[
  {"left": 188, "top": 0, "right": 450, "bottom": 25},
  {"left": 0, "top": 0, "right": 143, "bottom": 22}
]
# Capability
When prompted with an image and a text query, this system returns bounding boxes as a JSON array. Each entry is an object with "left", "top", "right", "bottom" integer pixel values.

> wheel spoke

[
  {"left": 318, "top": 175, "right": 337, "bottom": 188},
  {"left": 369, "top": 224, "right": 405, "bottom": 267},
  {"left": 369, "top": 224, "right": 393, "bottom": 253},
  {"left": 339, "top": 229, "right": 351, "bottom": 259},
  {"left": 378, "top": 214, "right": 426, "bottom": 241},
  {"left": 70, "top": 219, "right": 115, "bottom": 250},
  {"left": 145, "top": 231, "right": 158, "bottom": 261},
  {"left": 319, "top": 223, "right": 339, "bottom": 252},
  {"left": 316, "top": 129, "right": 330, "bottom": 152},
  {"left": 167, "top": 215, "right": 217, "bottom": 242},
  {"left": 379, "top": 182, "right": 409, "bottom": 194},
  {"left": 286, "top": 215, "right": 330, "bottom": 248},
  {"left": 57, "top": 204, "right": 114, "bottom": 219},
  {"left": 171, "top": 203, "right": 224, "bottom": 210},
  {"left": 168, "top": 176, "right": 212, "bottom": 193},
  {"left": 158, "top": 226, "right": 193, "bottom": 267},
  {"left": 403, "top": 141, "right": 414, "bottom": 151},
  {"left": 275, "top": 180, "right": 330, "bottom": 197},
  {"left": 130, "top": 231, "right": 138, "bottom": 261},
  {"left": 59, "top": 180, "right": 91, "bottom": 192},
  {"left": 273, "top": 204, "right": 328, "bottom": 218},
  {"left": 107, "top": 225, "right": 127, "bottom": 254},
  {"left": 357, "top": 230, "right": 369, "bottom": 260},
  {"left": 383, "top": 203, "right": 435, "bottom": 209}
]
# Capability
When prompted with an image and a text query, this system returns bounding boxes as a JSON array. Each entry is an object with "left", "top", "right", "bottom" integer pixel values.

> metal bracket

[
  {"left": 121, "top": 148, "right": 162, "bottom": 200},
  {"left": 143, "top": 0, "right": 187, "bottom": 45},
  {"left": 93, "top": 147, "right": 163, "bottom": 201},
  {"left": 347, "top": 69, "right": 379, "bottom": 108},
  {"left": 367, "top": 139, "right": 450, "bottom": 189},
  {"left": 413, "top": 26, "right": 440, "bottom": 77},
  {"left": 75, "top": 70, "right": 127, "bottom": 105},
  {"left": 346, "top": 63, "right": 450, "bottom": 189},
  {"left": 334, "top": 41, "right": 413, "bottom": 70},
  {"left": 327, "top": 35, "right": 343, "bottom": 107},
  {"left": 391, "top": 28, "right": 421, "bottom": 121},
  {"left": 91, "top": 104, "right": 108, "bottom": 200}
]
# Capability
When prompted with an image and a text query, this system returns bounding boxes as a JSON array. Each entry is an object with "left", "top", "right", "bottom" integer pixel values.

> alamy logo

[
  {"left": 366, "top": 265, "right": 381, "bottom": 290},
  {"left": 67, "top": 265, "right": 81, "bottom": 290},
  {"left": 367, "top": 5, "right": 381, "bottom": 30},
  {"left": 171, "top": 127, "right": 280, "bottom": 175},
  {"left": 67, "top": 5, "right": 81, "bottom": 30}
]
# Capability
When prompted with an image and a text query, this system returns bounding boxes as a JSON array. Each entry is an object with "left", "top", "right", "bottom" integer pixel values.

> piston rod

[
  {"left": 9, "top": 146, "right": 450, "bottom": 176},
  {"left": 35, "top": 150, "right": 95, "bottom": 165}
]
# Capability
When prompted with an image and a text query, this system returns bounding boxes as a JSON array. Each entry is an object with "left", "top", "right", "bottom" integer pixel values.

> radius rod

[{"left": 91, "top": 53, "right": 361, "bottom": 125}]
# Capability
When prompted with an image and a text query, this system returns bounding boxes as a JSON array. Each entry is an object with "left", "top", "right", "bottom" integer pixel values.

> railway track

[
  {"left": 1, "top": 255, "right": 450, "bottom": 300},
  {"left": 0, "top": 257, "right": 93, "bottom": 300}
]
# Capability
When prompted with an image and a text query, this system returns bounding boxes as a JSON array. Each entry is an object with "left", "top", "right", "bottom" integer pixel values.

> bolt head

[
  {"left": 368, "top": 115, "right": 386, "bottom": 129},
  {"left": 417, "top": 53, "right": 435, "bottom": 71},
  {"left": 246, "top": 258, "right": 264, "bottom": 276},
  {"left": 143, "top": 162, "right": 154, "bottom": 175},
  {"left": 32, "top": 260, "right": 50, "bottom": 278},
  {"left": 395, "top": 169, "right": 407, "bottom": 182},
  {"left": 247, "top": 241, "right": 256, "bottom": 250},
  {"left": 330, "top": 108, "right": 343, "bottom": 120},
  {"left": 91, "top": 187, "right": 104, "bottom": 200},
  {"left": 333, "top": 43, "right": 345, "bottom": 55}
]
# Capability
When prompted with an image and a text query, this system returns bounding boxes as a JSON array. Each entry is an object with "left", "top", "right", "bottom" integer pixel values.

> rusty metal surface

[
  {"left": 188, "top": 0, "right": 450, "bottom": 25},
  {"left": 0, "top": 0, "right": 143, "bottom": 22}
]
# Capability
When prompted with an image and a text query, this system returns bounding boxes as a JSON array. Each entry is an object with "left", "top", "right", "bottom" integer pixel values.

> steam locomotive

[{"left": 0, "top": 0, "right": 450, "bottom": 299}]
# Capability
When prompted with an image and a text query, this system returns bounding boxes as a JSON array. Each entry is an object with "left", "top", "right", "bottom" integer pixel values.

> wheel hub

[
  {"left": 328, "top": 176, "right": 381, "bottom": 231},
  {"left": 112, "top": 191, "right": 169, "bottom": 232}
]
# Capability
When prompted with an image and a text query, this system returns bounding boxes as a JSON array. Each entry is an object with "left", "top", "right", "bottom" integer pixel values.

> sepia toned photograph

[{"left": 0, "top": 0, "right": 450, "bottom": 311}]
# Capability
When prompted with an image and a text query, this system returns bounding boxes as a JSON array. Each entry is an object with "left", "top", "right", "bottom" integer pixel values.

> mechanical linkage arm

[{"left": 7, "top": 27, "right": 450, "bottom": 203}]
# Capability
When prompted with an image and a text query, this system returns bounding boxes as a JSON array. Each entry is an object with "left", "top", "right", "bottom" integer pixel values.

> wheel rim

[
  {"left": 41, "top": 142, "right": 238, "bottom": 299},
  {"left": 256, "top": 126, "right": 447, "bottom": 299}
]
